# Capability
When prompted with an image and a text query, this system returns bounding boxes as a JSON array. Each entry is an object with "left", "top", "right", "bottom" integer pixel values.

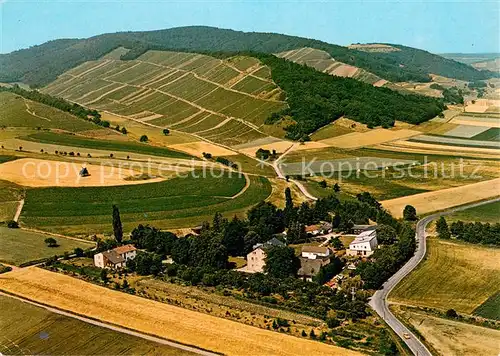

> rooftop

[
  {"left": 113, "top": 244, "right": 137, "bottom": 255},
  {"left": 351, "top": 230, "right": 377, "bottom": 244},
  {"left": 301, "top": 246, "right": 330, "bottom": 254}
]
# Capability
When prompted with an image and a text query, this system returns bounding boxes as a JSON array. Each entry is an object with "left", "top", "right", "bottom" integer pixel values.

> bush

[
  {"left": 446, "top": 309, "right": 458, "bottom": 318},
  {"left": 7, "top": 220, "right": 19, "bottom": 228}
]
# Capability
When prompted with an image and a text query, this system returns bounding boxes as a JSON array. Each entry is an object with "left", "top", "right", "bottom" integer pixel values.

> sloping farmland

[
  {"left": 42, "top": 51, "right": 288, "bottom": 147},
  {"left": 276, "top": 47, "right": 384, "bottom": 85}
]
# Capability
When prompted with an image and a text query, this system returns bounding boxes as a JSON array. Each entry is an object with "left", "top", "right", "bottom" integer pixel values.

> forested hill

[{"left": 0, "top": 26, "right": 495, "bottom": 87}]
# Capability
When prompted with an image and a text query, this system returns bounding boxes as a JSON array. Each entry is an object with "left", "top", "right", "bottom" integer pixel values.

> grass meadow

[
  {"left": 0, "top": 92, "right": 97, "bottom": 132},
  {"left": 390, "top": 238, "right": 500, "bottom": 314},
  {"left": 21, "top": 173, "right": 271, "bottom": 234},
  {"left": 25, "top": 132, "right": 195, "bottom": 160},
  {"left": 0, "top": 227, "right": 94, "bottom": 265},
  {"left": 0, "top": 295, "right": 192, "bottom": 355},
  {"left": 446, "top": 200, "right": 500, "bottom": 224}
]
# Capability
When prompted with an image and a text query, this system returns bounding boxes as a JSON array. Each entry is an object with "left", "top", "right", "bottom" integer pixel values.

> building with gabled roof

[
  {"left": 245, "top": 237, "right": 285, "bottom": 273},
  {"left": 346, "top": 230, "right": 378, "bottom": 257},
  {"left": 94, "top": 244, "right": 137, "bottom": 269}
]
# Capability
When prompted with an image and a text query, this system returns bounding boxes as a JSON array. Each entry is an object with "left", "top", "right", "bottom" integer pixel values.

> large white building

[
  {"left": 346, "top": 230, "right": 378, "bottom": 257},
  {"left": 94, "top": 244, "right": 137, "bottom": 269}
]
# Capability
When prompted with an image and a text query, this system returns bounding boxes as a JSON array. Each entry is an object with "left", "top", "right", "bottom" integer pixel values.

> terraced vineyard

[
  {"left": 276, "top": 47, "right": 386, "bottom": 86},
  {"left": 42, "top": 51, "right": 288, "bottom": 147},
  {"left": 21, "top": 173, "right": 272, "bottom": 235}
]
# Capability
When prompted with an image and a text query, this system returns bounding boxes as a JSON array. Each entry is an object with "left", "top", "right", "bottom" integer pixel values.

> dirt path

[
  {"left": 230, "top": 174, "right": 250, "bottom": 199},
  {"left": 24, "top": 100, "right": 51, "bottom": 122},
  {"left": 0, "top": 291, "right": 218, "bottom": 356},
  {"left": 13, "top": 199, "right": 24, "bottom": 222}
]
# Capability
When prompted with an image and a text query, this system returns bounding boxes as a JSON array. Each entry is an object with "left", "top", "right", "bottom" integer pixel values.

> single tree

[
  {"left": 333, "top": 183, "right": 341, "bottom": 193},
  {"left": 44, "top": 237, "right": 58, "bottom": 247},
  {"left": 162, "top": 128, "right": 170, "bottom": 135},
  {"left": 112, "top": 205, "right": 123, "bottom": 243},
  {"left": 139, "top": 135, "right": 149, "bottom": 142},
  {"left": 445, "top": 309, "right": 458, "bottom": 318},
  {"left": 319, "top": 180, "right": 327, "bottom": 188},
  {"left": 121, "top": 127, "right": 128, "bottom": 135},
  {"left": 74, "top": 247, "right": 84, "bottom": 257},
  {"left": 100, "top": 269, "right": 109, "bottom": 283},
  {"left": 7, "top": 220, "right": 19, "bottom": 229},
  {"left": 403, "top": 205, "right": 418, "bottom": 221}
]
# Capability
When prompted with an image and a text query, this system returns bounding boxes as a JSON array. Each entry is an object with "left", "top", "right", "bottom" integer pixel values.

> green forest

[
  {"left": 256, "top": 53, "right": 446, "bottom": 139},
  {"left": 0, "top": 26, "right": 495, "bottom": 87}
]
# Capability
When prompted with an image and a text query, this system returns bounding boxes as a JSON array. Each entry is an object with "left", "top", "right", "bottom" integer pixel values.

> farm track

[
  {"left": 369, "top": 197, "right": 500, "bottom": 356},
  {"left": 0, "top": 291, "right": 218, "bottom": 356},
  {"left": 13, "top": 199, "right": 24, "bottom": 222}
]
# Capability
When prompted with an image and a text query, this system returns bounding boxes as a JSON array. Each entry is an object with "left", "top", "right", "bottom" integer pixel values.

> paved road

[
  {"left": 0, "top": 291, "right": 219, "bottom": 356},
  {"left": 369, "top": 197, "right": 500, "bottom": 356}
]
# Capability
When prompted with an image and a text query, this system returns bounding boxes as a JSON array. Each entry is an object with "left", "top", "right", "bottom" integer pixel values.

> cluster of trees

[
  {"left": 255, "top": 54, "right": 446, "bottom": 139},
  {"left": 442, "top": 87, "right": 464, "bottom": 105},
  {"left": 437, "top": 217, "right": 500, "bottom": 245},
  {"left": 356, "top": 223, "right": 416, "bottom": 289},
  {"left": 215, "top": 157, "right": 238, "bottom": 169},
  {"left": 162, "top": 262, "right": 368, "bottom": 320},
  {"left": 255, "top": 148, "right": 277, "bottom": 160},
  {"left": 0, "top": 85, "right": 105, "bottom": 124}
]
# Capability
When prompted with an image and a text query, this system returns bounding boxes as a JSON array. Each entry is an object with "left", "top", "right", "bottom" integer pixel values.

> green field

[
  {"left": 471, "top": 128, "right": 500, "bottom": 141},
  {"left": 473, "top": 292, "right": 500, "bottom": 320},
  {"left": 25, "top": 132, "right": 194, "bottom": 159},
  {"left": 21, "top": 173, "right": 272, "bottom": 234},
  {"left": 0, "top": 227, "right": 94, "bottom": 265},
  {"left": 390, "top": 238, "right": 500, "bottom": 314},
  {"left": 446, "top": 200, "right": 500, "bottom": 224},
  {"left": 42, "top": 51, "right": 287, "bottom": 146},
  {"left": 0, "top": 295, "right": 193, "bottom": 355},
  {"left": 0, "top": 92, "right": 98, "bottom": 132}
]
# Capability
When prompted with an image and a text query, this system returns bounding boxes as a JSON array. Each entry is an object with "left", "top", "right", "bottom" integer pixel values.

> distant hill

[
  {"left": 0, "top": 26, "right": 496, "bottom": 87},
  {"left": 440, "top": 53, "right": 500, "bottom": 65}
]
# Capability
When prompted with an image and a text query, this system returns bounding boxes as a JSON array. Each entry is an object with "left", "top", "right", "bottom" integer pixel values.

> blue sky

[{"left": 1, "top": 0, "right": 498, "bottom": 54}]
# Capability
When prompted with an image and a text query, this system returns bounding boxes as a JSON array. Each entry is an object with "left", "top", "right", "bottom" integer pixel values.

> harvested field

[
  {"left": 390, "top": 238, "right": 500, "bottom": 313},
  {"left": 0, "top": 227, "right": 94, "bottom": 265},
  {"left": 168, "top": 141, "right": 237, "bottom": 157},
  {"left": 394, "top": 307, "right": 500, "bottom": 356},
  {"left": 0, "top": 294, "right": 192, "bottom": 355},
  {"left": 377, "top": 140, "right": 500, "bottom": 159},
  {"left": 0, "top": 158, "right": 165, "bottom": 187},
  {"left": 382, "top": 178, "right": 500, "bottom": 218},
  {"left": 450, "top": 116, "right": 500, "bottom": 128},
  {"left": 410, "top": 134, "right": 500, "bottom": 149},
  {"left": 444, "top": 125, "right": 490, "bottom": 138},
  {"left": 318, "top": 129, "right": 420, "bottom": 148},
  {"left": 0, "top": 268, "right": 359, "bottom": 356}
]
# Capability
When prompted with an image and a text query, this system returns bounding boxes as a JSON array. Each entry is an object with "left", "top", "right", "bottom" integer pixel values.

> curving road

[{"left": 369, "top": 197, "right": 500, "bottom": 356}]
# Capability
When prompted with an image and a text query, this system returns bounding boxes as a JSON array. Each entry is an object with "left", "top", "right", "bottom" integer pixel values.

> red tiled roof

[{"left": 113, "top": 244, "right": 136, "bottom": 255}]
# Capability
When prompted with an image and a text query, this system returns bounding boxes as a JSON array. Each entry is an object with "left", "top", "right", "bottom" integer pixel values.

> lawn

[
  {"left": 390, "top": 238, "right": 500, "bottom": 314},
  {"left": 0, "top": 295, "right": 193, "bottom": 355},
  {"left": 24, "top": 132, "right": 195, "bottom": 160},
  {"left": 446, "top": 200, "right": 500, "bottom": 224},
  {"left": 21, "top": 173, "right": 272, "bottom": 234},
  {"left": 0, "top": 227, "right": 94, "bottom": 265}
]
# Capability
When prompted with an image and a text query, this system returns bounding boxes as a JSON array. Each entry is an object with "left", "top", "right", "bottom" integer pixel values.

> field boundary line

[
  {"left": 17, "top": 227, "right": 96, "bottom": 244},
  {"left": 0, "top": 290, "right": 220, "bottom": 356}
]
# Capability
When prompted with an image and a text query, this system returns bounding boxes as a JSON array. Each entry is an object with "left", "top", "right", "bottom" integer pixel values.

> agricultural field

[
  {"left": 382, "top": 178, "right": 500, "bottom": 218},
  {"left": 409, "top": 134, "right": 500, "bottom": 149},
  {"left": 20, "top": 173, "right": 272, "bottom": 235},
  {"left": 0, "top": 268, "right": 359, "bottom": 356},
  {"left": 445, "top": 200, "right": 500, "bottom": 224},
  {"left": 0, "top": 92, "right": 98, "bottom": 132},
  {"left": 393, "top": 306, "right": 500, "bottom": 356},
  {"left": 276, "top": 48, "right": 383, "bottom": 85},
  {"left": 0, "top": 294, "right": 193, "bottom": 355},
  {"left": 473, "top": 292, "right": 500, "bottom": 320},
  {"left": 24, "top": 132, "right": 195, "bottom": 160},
  {"left": 390, "top": 238, "right": 500, "bottom": 314},
  {"left": 41, "top": 51, "right": 288, "bottom": 147},
  {"left": 0, "top": 227, "right": 94, "bottom": 265}
]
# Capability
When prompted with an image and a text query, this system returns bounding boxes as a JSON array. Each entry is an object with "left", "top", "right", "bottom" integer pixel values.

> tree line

[{"left": 436, "top": 216, "right": 500, "bottom": 245}]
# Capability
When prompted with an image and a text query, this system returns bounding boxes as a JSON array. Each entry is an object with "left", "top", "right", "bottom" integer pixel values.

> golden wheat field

[{"left": 0, "top": 268, "right": 360, "bottom": 356}]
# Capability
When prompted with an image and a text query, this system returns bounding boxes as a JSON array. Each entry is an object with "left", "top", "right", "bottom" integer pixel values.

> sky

[{"left": 1, "top": 0, "right": 499, "bottom": 54}]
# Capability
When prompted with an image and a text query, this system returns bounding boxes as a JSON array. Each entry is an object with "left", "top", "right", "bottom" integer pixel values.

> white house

[
  {"left": 94, "top": 244, "right": 137, "bottom": 269},
  {"left": 346, "top": 230, "right": 378, "bottom": 257}
]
